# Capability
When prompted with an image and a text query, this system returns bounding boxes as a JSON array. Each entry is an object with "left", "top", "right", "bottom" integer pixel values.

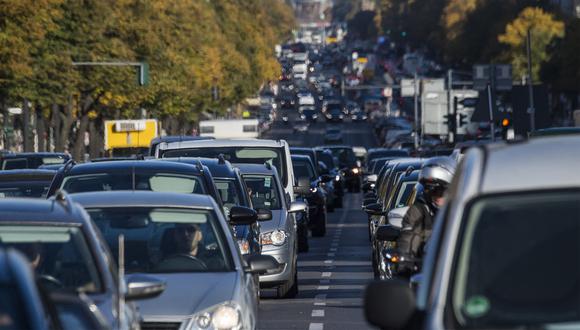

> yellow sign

[
  {"left": 104, "top": 119, "right": 158, "bottom": 151},
  {"left": 242, "top": 110, "right": 251, "bottom": 118},
  {"left": 357, "top": 57, "right": 368, "bottom": 63},
  {"left": 326, "top": 37, "right": 337, "bottom": 44}
]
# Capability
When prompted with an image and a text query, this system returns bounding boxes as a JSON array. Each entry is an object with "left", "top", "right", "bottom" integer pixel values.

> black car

[
  {"left": 324, "top": 105, "right": 344, "bottom": 122},
  {"left": 292, "top": 147, "right": 343, "bottom": 208},
  {"left": 0, "top": 152, "right": 70, "bottom": 170},
  {"left": 0, "top": 169, "right": 56, "bottom": 198},
  {"left": 160, "top": 157, "right": 265, "bottom": 257},
  {"left": 322, "top": 146, "right": 362, "bottom": 192},
  {"left": 298, "top": 105, "right": 319, "bottom": 122},
  {"left": 47, "top": 160, "right": 224, "bottom": 211},
  {"left": 0, "top": 194, "right": 164, "bottom": 329},
  {"left": 291, "top": 155, "right": 329, "bottom": 237},
  {"left": 277, "top": 92, "right": 296, "bottom": 110}
]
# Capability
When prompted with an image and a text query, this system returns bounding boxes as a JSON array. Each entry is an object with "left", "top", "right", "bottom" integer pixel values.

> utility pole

[
  {"left": 526, "top": 28, "right": 536, "bottom": 132},
  {"left": 413, "top": 71, "right": 419, "bottom": 150},
  {"left": 487, "top": 83, "right": 496, "bottom": 142},
  {"left": 447, "top": 69, "right": 454, "bottom": 144}
]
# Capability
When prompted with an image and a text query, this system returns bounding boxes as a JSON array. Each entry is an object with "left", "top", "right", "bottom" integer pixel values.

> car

[
  {"left": 322, "top": 146, "right": 362, "bottom": 192},
  {"left": 47, "top": 160, "right": 225, "bottom": 211},
  {"left": 291, "top": 154, "right": 329, "bottom": 237},
  {"left": 292, "top": 119, "right": 310, "bottom": 133},
  {"left": 324, "top": 106, "right": 345, "bottom": 122},
  {"left": 0, "top": 193, "right": 164, "bottom": 329},
  {"left": 314, "top": 148, "right": 345, "bottom": 206},
  {"left": 0, "top": 152, "right": 70, "bottom": 170},
  {"left": 366, "top": 148, "right": 410, "bottom": 170},
  {"left": 366, "top": 136, "right": 580, "bottom": 329},
  {"left": 0, "top": 169, "right": 56, "bottom": 198},
  {"left": 277, "top": 93, "right": 296, "bottom": 110},
  {"left": 71, "top": 191, "right": 276, "bottom": 330},
  {"left": 148, "top": 136, "right": 214, "bottom": 157},
  {"left": 323, "top": 127, "right": 343, "bottom": 144},
  {"left": 297, "top": 92, "right": 315, "bottom": 106},
  {"left": 350, "top": 108, "right": 368, "bottom": 121},
  {"left": 159, "top": 157, "right": 265, "bottom": 257},
  {"left": 298, "top": 105, "right": 319, "bottom": 122},
  {"left": 237, "top": 163, "right": 306, "bottom": 298},
  {"left": 156, "top": 139, "right": 297, "bottom": 205}
]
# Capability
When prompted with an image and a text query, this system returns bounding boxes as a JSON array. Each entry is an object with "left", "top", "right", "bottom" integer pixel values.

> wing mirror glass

[
  {"left": 364, "top": 202, "right": 384, "bottom": 216},
  {"left": 256, "top": 208, "right": 273, "bottom": 221},
  {"left": 126, "top": 274, "right": 166, "bottom": 301},
  {"left": 289, "top": 201, "right": 307, "bottom": 213}
]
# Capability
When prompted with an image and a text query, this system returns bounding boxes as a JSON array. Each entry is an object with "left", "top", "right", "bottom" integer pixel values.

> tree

[{"left": 498, "top": 7, "right": 564, "bottom": 81}]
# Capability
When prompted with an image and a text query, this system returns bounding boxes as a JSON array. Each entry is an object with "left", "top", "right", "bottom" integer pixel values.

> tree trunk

[
  {"left": 50, "top": 103, "right": 59, "bottom": 152},
  {"left": 36, "top": 105, "right": 46, "bottom": 152},
  {"left": 22, "top": 100, "right": 32, "bottom": 152},
  {"left": 72, "top": 113, "right": 89, "bottom": 161},
  {"left": 88, "top": 118, "right": 103, "bottom": 159},
  {"left": 57, "top": 101, "right": 74, "bottom": 152}
]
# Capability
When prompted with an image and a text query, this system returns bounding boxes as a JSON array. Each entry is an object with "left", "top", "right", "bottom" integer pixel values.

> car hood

[
  {"left": 136, "top": 272, "right": 238, "bottom": 322},
  {"left": 259, "top": 210, "right": 285, "bottom": 233}
]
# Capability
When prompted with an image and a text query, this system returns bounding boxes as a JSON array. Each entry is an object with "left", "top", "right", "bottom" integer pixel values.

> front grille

[{"left": 141, "top": 322, "right": 182, "bottom": 330}]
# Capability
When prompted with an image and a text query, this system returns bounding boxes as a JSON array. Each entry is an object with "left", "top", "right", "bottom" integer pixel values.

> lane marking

[
  {"left": 317, "top": 285, "right": 329, "bottom": 290},
  {"left": 324, "top": 259, "right": 333, "bottom": 264},
  {"left": 314, "top": 293, "right": 327, "bottom": 300},
  {"left": 311, "top": 310, "right": 325, "bottom": 317},
  {"left": 321, "top": 272, "right": 332, "bottom": 277},
  {"left": 314, "top": 301, "right": 326, "bottom": 306},
  {"left": 309, "top": 323, "right": 324, "bottom": 330}
]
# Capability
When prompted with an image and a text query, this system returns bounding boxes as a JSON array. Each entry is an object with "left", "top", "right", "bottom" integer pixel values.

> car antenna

[
  {"left": 54, "top": 190, "right": 74, "bottom": 213},
  {"left": 217, "top": 154, "right": 226, "bottom": 164}
]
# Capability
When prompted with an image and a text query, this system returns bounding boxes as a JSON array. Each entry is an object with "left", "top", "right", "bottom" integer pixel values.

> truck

[
  {"left": 104, "top": 119, "right": 158, "bottom": 157},
  {"left": 199, "top": 119, "right": 260, "bottom": 139}
]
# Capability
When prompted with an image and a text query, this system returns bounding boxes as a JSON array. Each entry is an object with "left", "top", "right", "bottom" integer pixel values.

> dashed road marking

[
  {"left": 321, "top": 272, "right": 331, "bottom": 277},
  {"left": 317, "top": 285, "right": 330, "bottom": 290},
  {"left": 309, "top": 323, "right": 324, "bottom": 330},
  {"left": 324, "top": 259, "right": 333, "bottom": 264},
  {"left": 311, "top": 310, "right": 325, "bottom": 317}
]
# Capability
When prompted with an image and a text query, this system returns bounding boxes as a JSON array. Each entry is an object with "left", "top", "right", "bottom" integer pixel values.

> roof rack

[
  {"left": 195, "top": 158, "right": 204, "bottom": 172},
  {"left": 62, "top": 159, "right": 76, "bottom": 173},
  {"left": 405, "top": 166, "right": 415, "bottom": 176},
  {"left": 54, "top": 190, "right": 74, "bottom": 213},
  {"left": 217, "top": 154, "right": 226, "bottom": 165}
]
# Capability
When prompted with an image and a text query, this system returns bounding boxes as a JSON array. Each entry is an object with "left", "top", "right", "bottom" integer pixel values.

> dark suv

[
  {"left": 47, "top": 160, "right": 224, "bottom": 210},
  {"left": 321, "top": 146, "right": 362, "bottom": 192},
  {"left": 0, "top": 152, "right": 70, "bottom": 170}
]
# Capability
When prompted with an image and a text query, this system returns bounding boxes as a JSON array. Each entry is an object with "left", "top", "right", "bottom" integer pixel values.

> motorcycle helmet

[{"left": 419, "top": 157, "right": 456, "bottom": 208}]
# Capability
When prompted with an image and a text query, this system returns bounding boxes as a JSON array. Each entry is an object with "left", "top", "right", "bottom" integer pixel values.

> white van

[{"left": 199, "top": 119, "right": 259, "bottom": 139}]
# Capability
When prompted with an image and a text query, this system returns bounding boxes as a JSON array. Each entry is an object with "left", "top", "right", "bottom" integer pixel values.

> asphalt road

[{"left": 258, "top": 117, "right": 377, "bottom": 330}]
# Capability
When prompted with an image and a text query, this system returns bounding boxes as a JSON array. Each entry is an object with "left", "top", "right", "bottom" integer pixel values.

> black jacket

[{"left": 397, "top": 198, "right": 435, "bottom": 258}]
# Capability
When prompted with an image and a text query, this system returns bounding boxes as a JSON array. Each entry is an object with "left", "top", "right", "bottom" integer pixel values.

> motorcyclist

[{"left": 395, "top": 156, "right": 456, "bottom": 275}]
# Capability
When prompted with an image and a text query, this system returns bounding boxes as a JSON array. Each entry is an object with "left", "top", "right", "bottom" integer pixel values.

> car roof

[
  {"left": 0, "top": 197, "right": 87, "bottom": 224},
  {"left": 160, "top": 139, "right": 287, "bottom": 151},
  {"left": 150, "top": 135, "right": 214, "bottom": 145},
  {"left": 160, "top": 157, "right": 236, "bottom": 178},
  {"left": 69, "top": 191, "right": 216, "bottom": 209},
  {"left": 291, "top": 154, "right": 313, "bottom": 162},
  {"left": 480, "top": 136, "right": 580, "bottom": 193},
  {"left": 0, "top": 169, "right": 56, "bottom": 181},
  {"left": 65, "top": 160, "right": 203, "bottom": 175},
  {"left": 235, "top": 163, "right": 279, "bottom": 176},
  {"left": 1, "top": 152, "right": 69, "bottom": 158}
]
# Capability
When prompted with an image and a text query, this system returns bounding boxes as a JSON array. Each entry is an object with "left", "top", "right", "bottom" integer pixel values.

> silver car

[
  {"left": 366, "top": 135, "right": 580, "bottom": 329},
  {"left": 72, "top": 191, "right": 277, "bottom": 330},
  {"left": 236, "top": 163, "right": 306, "bottom": 299}
]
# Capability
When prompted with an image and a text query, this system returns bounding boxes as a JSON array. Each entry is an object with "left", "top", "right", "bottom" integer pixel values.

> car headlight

[
  {"left": 237, "top": 239, "right": 250, "bottom": 255},
  {"left": 261, "top": 230, "right": 287, "bottom": 246},
  {"left": 180, "top": 302, "right": 242, "bottom": 330},
  {"left": 335, "top": 175, "right": 340, "bottom": 181},
  {"left": 300, "top": 114, "right": 306, "bottom": 119},
  {"left": 352, "top": 168, "right": 360, "bottom": 174},
  {"left": 313, "top": 114, "right": 318, "bottom": 119},
  {"left": 310, "top": 187, "right": 318, "bottom": 193}
]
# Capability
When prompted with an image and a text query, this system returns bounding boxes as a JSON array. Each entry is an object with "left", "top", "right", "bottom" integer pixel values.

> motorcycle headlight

[
  {"left": 335, "top": 175, "right": 340, "bottom": 181},
  {"left": 180, "top": 302, "right": 242, "bottom": 330},
  {"left": 260, "top": 230, "right": 287, "bottom": 246},
  {"left": 237, "top": 239, "right": 250, "bottom": 255},
  {"left": 352, "top": 168, "right": 360, "bottom": 174},
  {"left": 310, "top": 187, "right": 318, "bottom": 193}
]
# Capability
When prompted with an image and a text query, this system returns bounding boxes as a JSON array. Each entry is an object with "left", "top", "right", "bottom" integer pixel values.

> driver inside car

[{"left": 156, "top": 224, "right": 209, "bottom": 271}]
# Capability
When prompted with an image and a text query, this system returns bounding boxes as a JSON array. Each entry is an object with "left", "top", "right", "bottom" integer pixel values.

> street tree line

[{"left": 0, "top": 0, "right": 294, "bottom": 159}]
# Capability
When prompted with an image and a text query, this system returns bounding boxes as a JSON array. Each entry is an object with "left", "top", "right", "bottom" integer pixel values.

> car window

[
  {"left": 0, "top": 181, "right": 51, "bottom": 198},
  {"left": 328, "top": 148, "right": 356, "bottom": 167},
  {"left": 451, "top": 192, "right": 580, "bottom": 328},
  {"left": 61, "top": 173, "right": 205, "bottom": 194},
  {"left": 162, "top": 147, "right": 287, "bottom": 187},
  {"left": 214, "top": 178, "right": 242, "bottom": 217},
  {"left": 317, "top": 152, "right": 335, "bottom": 170},
  {"left": 87, "top": 207, "right": 233, "bottom": 273},
  {"left": 292, "top": 160, "right": 316, "bottom": 181},
  {"left": 2, "top": 159, "right": 28, "bottom": 170},
  {"left": 393, "top": 181, "right": 417, "bottom": 209},
  {"left": 0, "top": 226, "right": 103, "bottom": 294},
  {"left": 243, "top": 175, "right": 281, "bottom": 210}
]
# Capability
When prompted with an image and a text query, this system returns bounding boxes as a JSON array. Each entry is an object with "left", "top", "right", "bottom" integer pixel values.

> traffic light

[
  {"left": 499, "top": 114, "right": 514, "bottom": 140},
  {"left": 501, "top": 118, "right": 511, "bottom": 128}
]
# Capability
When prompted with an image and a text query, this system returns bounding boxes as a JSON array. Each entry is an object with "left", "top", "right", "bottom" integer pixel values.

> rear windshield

[
  {"left": 162, "top": 147, "right": 287, "bottom": 187},
  {"left": 243, "top": 175, "right": 281, "bottom": 210},
  {"left": 61, "top": 172, "right": 205, "bottom": 194},
  {"left": 0, "top": 181, "right": 52, "bottom": 198},
  {"left": 451, "top": 191, "right": 580, "bottom": 328}
]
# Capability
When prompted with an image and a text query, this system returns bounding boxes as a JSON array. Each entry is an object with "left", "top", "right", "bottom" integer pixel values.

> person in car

[
  {"left": 396, "top": 157, "right": 456, "bottom": 275},
  {"left": 157, "top": 224, "right": 208, "bottom": 271}
]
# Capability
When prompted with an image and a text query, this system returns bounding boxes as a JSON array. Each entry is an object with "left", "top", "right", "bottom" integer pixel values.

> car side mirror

[
  {"left": 289, "top": 201, "right": 307, "bottom": 213},
  {"left": 364, "top": 203, "right": 384, "bottom": 216},
  {"left": 229, "top": 206, "right": 258, "bottom": 225},
  {"left": 364, "top": 280, "right": 417, "bottom": 329},
  {"left": 362, "top": 198, "right": 376, "bottom": 208},
  {"left": 256, "top": 208, "right": 273, "bottom": 221},
  {"left": 245, "top": 254, "right": 279, "bottom": 275},
  {"left": 375, "top": 225, "right": 401, "bottom": 241},
  {"left": 387, "top": 206, "right": 409, "bottom": 228},
  {"left": 125, "top": 274, "right": 166, "bottom": 301}
]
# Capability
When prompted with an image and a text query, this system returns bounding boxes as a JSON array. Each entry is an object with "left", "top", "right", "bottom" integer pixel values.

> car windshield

[
  {"left": 0, "top": 181, "right": 52, "bottom": 198},
  {"left": 243, "top": 175, "right": 281, "bottom": 210},
  {"left": 61, "top": 172, "right": 205, "bottom": 194},
  {"left": 162, "top": 147, "right": 287, "bottom": 187},
  {"left": 316, "top": 152, "right": 336, "bottom": 170},
  {"left": 87, "top": 207, "right": 232, "bottom": 273},
  {"left": 451, "top": 191, "right": 580, "bottom": 328},
  {"left": 0, "top": 225, "right": 102, "bottom": 294},
  {"left": 214, "top": 178, "right": 243, "bottom": 217},
  {"left": 328, "top": 148, "right": 357, "bottom": 167},
  {"left": 292, "top": 159, "right": 316, "bottom": 181}
]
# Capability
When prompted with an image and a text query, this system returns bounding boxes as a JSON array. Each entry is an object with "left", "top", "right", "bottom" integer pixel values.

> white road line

[
  {"left": 324, "top": 259, "right": 333, "bottom": 264},
  {"left": 314, "top": 293, "right": 327, "bottom": 300},
  {"left": 314, "top": 301, "right": 326, "bottom": 306},
  {"left": 317, "top": 285, "right": 330, "bottom": 290},
  {"left": 311, "top": 310, "right": 325, "bottom": 317},
  {"left": 309, "top": 323, "right": 324, "bottom": 330},
  {"left": 321, "top": 272, "right": 332, "bottom": 277}
]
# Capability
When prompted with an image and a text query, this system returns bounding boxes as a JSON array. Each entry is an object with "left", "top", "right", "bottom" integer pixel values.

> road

[{"left": 258, "top": 118, "right": 377, "bottom": 330}]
